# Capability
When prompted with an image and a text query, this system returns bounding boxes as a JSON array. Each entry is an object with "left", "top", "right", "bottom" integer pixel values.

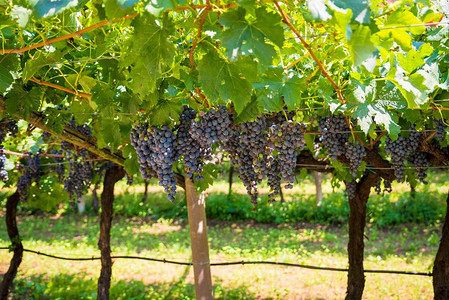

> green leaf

[
  {"left": 198, "top": 51, "right": 252, "bottom": 113},
  {"left": 330, "top": 0, "right": 370, "bottom": 24},
  {"left": 281, "top": 75, "right": 305, "bottom": 110},
  {"left": 30, "top": 0, "right": 82, "bottom": 18},
  {"left": 11, "top": 6, "right": 32, "bottom": 27},
  {"left": 194, "top": 163, "right": 218, "bottom": 193},
  {"left": 123, "top": 144, "right": 140, "bottom": 175},
  {"left": 145, "top": 0, "right": 183, "bottom": 16},
  {"left": 23, "top": 51, "right": 64, "bottom": 82},
  {"left": 121, "top": 14, "right": 175, "bottom": 97},
  {"left": 234, "top": 95, "right": 261, "bottom": 123},
  {"left": 149, "top": 99, "right": 182, "bottom": 126},
  {"left": 397, "top": 43, "right": 433, "bottom": 73},
  {"left": 220, "top": 7, "right": 283, "bottom": 65},
  {"left": 348, "top": 25, "right": 375, "bottom": 66},
  {"left": 105, "top": 0, "right": 135, "bottom": 19},
  {"left": 353, "top": 101, "right": 400, "bottom": 139},
  {"left": 307, "top": 0, "right": 331, "bottom": 21},
  {"left": 0, "top": 65, "right": 14, "bottom": 94},
  {"left": 4, "top": 84, "right": 43, "bottom": 118}
]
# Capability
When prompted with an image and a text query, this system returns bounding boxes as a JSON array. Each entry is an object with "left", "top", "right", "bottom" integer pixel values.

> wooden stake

[{"left": 185, "top": 176, "right": 213, "bottom": 300}]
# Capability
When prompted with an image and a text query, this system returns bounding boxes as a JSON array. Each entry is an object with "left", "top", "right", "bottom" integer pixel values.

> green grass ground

[
  {"left": 0, "top": 215, "right": 439, "bottom": 299},
  {"left": 1, "top": 171, "right": 448, "bottom": 299}
]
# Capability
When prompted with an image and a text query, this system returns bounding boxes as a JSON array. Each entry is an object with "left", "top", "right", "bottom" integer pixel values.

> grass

[
  {"left": 1, "top": 170, "right": 448, "bottom": 298},
  {"left": 0, "top": 215, "right": 439, "bottom": 299}
]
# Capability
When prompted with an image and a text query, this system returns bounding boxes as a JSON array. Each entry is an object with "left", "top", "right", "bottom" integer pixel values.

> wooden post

[{"left": 185, "top": 176, "right": 213, "bottom": 300}]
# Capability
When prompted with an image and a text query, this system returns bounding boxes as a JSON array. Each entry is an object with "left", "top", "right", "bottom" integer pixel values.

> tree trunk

[
  {"left": 185, "top": 176, "right": 213, "bottom": 300},
  {"left": 92, "top": 181, "right": 100, "bottom": 213},
  {"left": 313, "top": 171, "right": 323, "bottom": 206},
  {"left": 142, "top": 179, "right": 149, "bottom": 202},
  {"left": 97, "top": 166, "right": 125, "bottom": 300},
  {"left": 0, "top": 191, "right": 23, "bottom": 300},
  {"left": 433, "top": 192, "right": 449, "bottom": 299},
  {"left": 228, "top": 164, "right": 234, "bottom": 199},
  {"left": 345, "top": 173, "right": 379, "bottom": 300},
  {"left": 279, "top": 186, "right": 285, "bottom": 203},
  {"left": 410, "top": 184, "right": 416, "bottom": 199}
]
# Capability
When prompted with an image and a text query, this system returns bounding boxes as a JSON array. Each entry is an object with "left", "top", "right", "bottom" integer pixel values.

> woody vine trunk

[
  {"left": 433, "top": 191, "right": 449, "bottom": 299},
  {"left": 0, "top": 191, "right": 23, "bottom": 300},
  {"left": 97, "top": 166, "right": 125, "bottom": 300},
  {"left": 345, "top": 173, "right": 379, "bottom": 300}
]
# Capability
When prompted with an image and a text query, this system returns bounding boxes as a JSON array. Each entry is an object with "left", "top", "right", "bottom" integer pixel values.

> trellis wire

[{"left": 0, "top": 247, "right": 432, "bottom": 277}]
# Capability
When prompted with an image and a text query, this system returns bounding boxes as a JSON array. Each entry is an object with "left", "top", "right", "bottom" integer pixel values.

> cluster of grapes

[
  {"left": 64, "top": 149, "right": 93, "bottom": 200},
  {"left": 385, "top": 128, "right": 422, "bottom": 182},
  {"left": 435, "top": 119, "right": 447, "bottom": 142},
  {"left": 345, "top": 180, "right": 357, "bottom": 200},
  {"left": 407, "top": 151, "right": 430, "bottom": 183},
  {"left": 130, "top": 124, "right": 177, "bottom": 201},
  {"left": 0, "top": 119, "right": 18, "bottom": 182},
  {"left": 17, "top": 151, "right": 42, "bottom": 200},
  {"left": 52, "top": 150, "right": 65, "bottom": 183},
  {"left": 60, "top": 122, "right": 94, "bottom": 200},
  {"left": 318, "top": 116, "right": 366, "bottom": 177},
  {"left": 269, "top": 121, "right": 305, "bottom": 189},
  {"left": 231, "top": 117, "right": 269, "bottom": 202},
  {"left": 374, "top": 178, "right": 393, "bottom": 194},
  {"left": 190, "top": 105, "right": 232, "bottom": 148},
  {"left": 319, "top": 116, "right": 350, "bottom": 160},
  {"left": 175, "top": 106, "right": 207, "bottom": 180}
]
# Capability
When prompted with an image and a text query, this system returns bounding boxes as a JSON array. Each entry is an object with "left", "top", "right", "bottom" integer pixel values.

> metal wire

[{"left": 0, "top": 247, "right": 432, "bottom": 277}]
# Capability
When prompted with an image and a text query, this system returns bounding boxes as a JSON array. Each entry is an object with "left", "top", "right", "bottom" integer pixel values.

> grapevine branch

[
  {"left": 274, "top": 2, "right": 346, "bottom": 104},
  {"left": 0, "top": 14, "right": 138, "bottom": 55},
  {"left": 29, "top": 77, "right": 92, "bottom": 101}
]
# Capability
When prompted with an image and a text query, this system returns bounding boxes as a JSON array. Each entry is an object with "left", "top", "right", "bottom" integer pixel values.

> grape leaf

[
  {"left": 353, "top": 102, "right": 400, "bottom": 139},
  {"left": 329, "top": 0, "right": 370, "bottom": 24},
  {"left": 198, "top": 50, "right": 252, "bottom": 114},
  {"left": 121, "top": 14, "right": 175, "bottom": 97},
  {"left": 149, "top": 99, "right": 182, "bottom": 126},
  {"left": 30, "top": 0, "right": 82, "bottom": 18},
  {"left": 307, "top": 0, "right": 331, "bottom": 21},
  {"left": 23, "top": 51, "right": 64, "bottom": 82},
  {"left": 220, "top": 7, "right": 284, "bottom": 65},
  {"left": 348, "top": 25, "right": 375, "bottom": 66},
  {"left": 4, "top": 84, "right": 43, "bottom": 118}
]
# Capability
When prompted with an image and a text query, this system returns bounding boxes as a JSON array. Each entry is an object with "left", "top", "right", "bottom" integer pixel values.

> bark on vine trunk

[
  {"left": 433, "top": 192, "right": 449, "bottom": 299},
  {"left": 345, "top": 173, "right": 379, "bottom": 300},
  {"left": 97, "top": 166, "right": 125, "bottom": 300},
  {"left": 228, "top": 164, "right": 234, "bottom": 199},
  {"left": 0, "top": 191, "right": 23, "bottom": 300}
]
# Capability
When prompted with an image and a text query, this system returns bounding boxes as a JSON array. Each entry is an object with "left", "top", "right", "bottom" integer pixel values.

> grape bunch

[
  {"left": 374, "top": 178, "right": 393, "bottom": 194},
  {"left": 64, "top": 149, "right": 94, "bottom": 200},
  {"left": 266, "top": 157, "right": 281, "bottom": 200},
  {"left": 52, "top": 150, "right": 65, "bottom": 183},
  {"left": 130, "top": 122, "right": 157, "bottom": 179},
  {"left": 190, "top": 106, "right": 232, "bottom": 149},
  {"left": 175, "top": 106, "right": 208, "bottom": 180},
  {"left": 407, "top": 151, "right": 430, "bottom": 183},
  {"left": 269, "top": 121, "right": 305, "bottom": 189},
  {"left": 319, "top": 115, "right": 350, "bottom": 161},
  {"left": 17, "top": 151, "right": 42, "bottom": 201},
  {"left": 130, "top": 124, "right": 177, "bottom": 201},
  {"left": 0, "top": 119, "right": 18, "bottom": 182},
  {"left": 385, "top": 127, "right": 422, "bottom": 182},
  {"left": 345, "top": 141, "right": 366, "bottom": 177},
  {"left": 345, "top": 180, "right": 357, "bottom": 200},
  {"left": 435, "top": 119, "right": 447, "bottom": 142}
]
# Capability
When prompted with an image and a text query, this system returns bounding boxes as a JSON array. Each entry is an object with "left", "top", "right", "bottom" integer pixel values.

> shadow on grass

[{"left": 9, "top": 272, "right": 257, "bottom": 300}]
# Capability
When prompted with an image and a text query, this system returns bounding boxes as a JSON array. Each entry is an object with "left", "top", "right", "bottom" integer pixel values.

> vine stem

[
  {"left": 273, "top": 2, "right": 346, "bottom": 104},
  {"left": 3, "top": 150, "right": 64, "bottom": 158},
  {"left": 29, "top": 77, "right": 91, "bottom": 102},
  {"left": 0, "top": 14, "right": 138, "bottom": 55}
]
